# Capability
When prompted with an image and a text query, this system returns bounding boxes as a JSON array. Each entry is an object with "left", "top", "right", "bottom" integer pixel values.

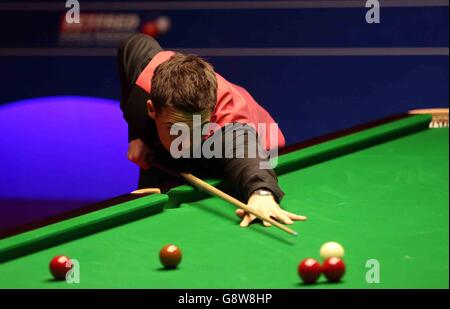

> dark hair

[{"left": 150, "top": 53, "right": 217, "bottom": 114}]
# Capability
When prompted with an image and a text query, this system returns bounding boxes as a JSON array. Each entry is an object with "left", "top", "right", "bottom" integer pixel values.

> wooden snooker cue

[
  {"left": 130, "top": 188, "right": 161, "bottom": 195},
  {"left": 149, "top": 161, "right": 299, "bottom": 236},
  {"left": 180, "top": 172, "right": 299, "bottom": 236}
]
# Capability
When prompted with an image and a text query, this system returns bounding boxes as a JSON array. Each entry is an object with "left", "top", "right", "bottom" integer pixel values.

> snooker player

[{"left": 117, "top": 34, "right": 306, "bottom": 228}]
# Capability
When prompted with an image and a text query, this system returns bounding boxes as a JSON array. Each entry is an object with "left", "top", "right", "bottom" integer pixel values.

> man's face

[
  {"left": 147, "top": 100, "right": 211, "bottom": 155},
  {"left": 149, "top": 105, "right": 184, "bottom": 152}
]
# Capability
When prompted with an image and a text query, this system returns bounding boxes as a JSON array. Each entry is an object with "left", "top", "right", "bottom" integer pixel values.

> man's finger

[
  {"left": 261, "top": 213, "right": 276, "bottom": 227},
  {"left": 141, "top": 161, "right": 150, "bottom": 170},
  {"left": 262, "top": 220, "right": 272, "bottom": 227},
  {"left": 235, "top": 209, "right": 245, "bottom": 218},
  {"left": 240, "top": 215, "right": 251, "bottom": 227},
  {"left": 240, "top": 214, "right": 256, "bottom": 227},
  {"left": 283, "top": 210, "right": 307, "bottom": 221},
  {"left": 276, "top": 212, "right": 294, "bottom": 225}
]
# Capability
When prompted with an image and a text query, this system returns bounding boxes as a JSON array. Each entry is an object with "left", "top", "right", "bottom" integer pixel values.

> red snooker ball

[
  {"left": 159, "top": 244, "right": 182, "bottom": 269},
  {"left": 322, "top": 257, "right": 346, "bottom": 282},
  {"left": 298, "top": 258, "right": 321, "bottom": 284},
  {"left": 49, "top": 255, "right": 72, "bottom": 280}
]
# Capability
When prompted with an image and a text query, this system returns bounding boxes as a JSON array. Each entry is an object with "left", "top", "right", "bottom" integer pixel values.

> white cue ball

[{"left": 320, "top": 242, "right": 345, "bottom": 260}]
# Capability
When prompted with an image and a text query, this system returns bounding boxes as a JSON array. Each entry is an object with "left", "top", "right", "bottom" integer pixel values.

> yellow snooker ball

[{"left": 320, "top": 242, "right": 345, "bottom": 260}]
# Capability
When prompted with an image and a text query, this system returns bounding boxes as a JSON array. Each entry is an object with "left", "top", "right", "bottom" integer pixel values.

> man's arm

[
  {"left": 128, "top": 123, "right": 140, "bottom": 142},
  {"left": 217, "top": 124, "right": 306, "bottom": 227},
  {"left": 219, "top": 124, "right": 284, "bottom": 202},
  {"left": 125, "top": 122, "right": 152, "bottom": 170}
]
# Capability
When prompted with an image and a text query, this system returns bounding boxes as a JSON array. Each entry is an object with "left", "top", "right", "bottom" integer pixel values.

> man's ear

[{"left": 147, "top": 100, "right": 156, "bottom": 120}]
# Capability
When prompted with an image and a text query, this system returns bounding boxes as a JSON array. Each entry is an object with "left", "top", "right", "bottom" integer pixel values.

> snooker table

[{"left": 0, "top": 114, "right": 448, "bottom": 289}]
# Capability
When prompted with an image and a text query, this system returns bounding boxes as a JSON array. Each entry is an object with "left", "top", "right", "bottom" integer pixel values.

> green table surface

[{"left": 0, "top": 115, "right": 448, "bottom": 288}]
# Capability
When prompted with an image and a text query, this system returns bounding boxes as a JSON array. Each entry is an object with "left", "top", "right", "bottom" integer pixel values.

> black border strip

[{"left": 0, "top": 289, "right": 448, "bottom": 306}]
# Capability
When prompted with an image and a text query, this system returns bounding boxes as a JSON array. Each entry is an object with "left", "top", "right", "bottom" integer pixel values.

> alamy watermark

[
  {"left": 366, "top": 0, "right": 381, "bottom": 24},
  {"left": 66, "top": 1, "right": 380, "bottom": 25},
  {"left": 65, "top": 1, "right": 80, "bottom": 24},
  {"left": 65, "top": 258, "right": 81, "bottom": 284},
  {"left": 168, "top": 115, "right": 280, "bottom": 169},
  {"left": 365, "top": 259, "right": 381, "bottom": 284}
]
